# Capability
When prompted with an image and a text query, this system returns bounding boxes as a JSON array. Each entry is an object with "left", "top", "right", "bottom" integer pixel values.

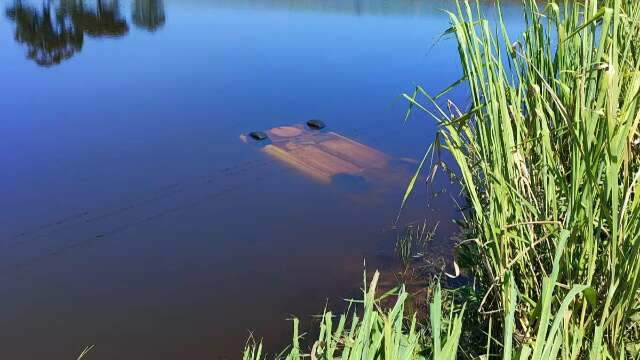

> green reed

[
  {"left": 241, "top": 240, "right": 596, "bottom": 359},
  {"left": 404, "top": 0, "right": 640, "bottom": 356},
  {"left": 242, "top": 271, "right": 464, "bottom": 360}
]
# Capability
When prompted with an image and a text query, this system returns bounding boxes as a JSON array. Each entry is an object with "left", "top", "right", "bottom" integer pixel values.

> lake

[{"left": 0, "top": 0, "right": 521, "bottom": 358}]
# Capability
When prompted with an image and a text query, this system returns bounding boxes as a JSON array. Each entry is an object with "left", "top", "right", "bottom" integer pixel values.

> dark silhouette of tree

[
  {"left": 5, "top": 1, "right": 83, "bottom": 66},
  {"left": 132, "top": 0, "right": 165, "bottom": 32},
  {"left": 5, "top": 0, "right": 129, "bottom": 66}
]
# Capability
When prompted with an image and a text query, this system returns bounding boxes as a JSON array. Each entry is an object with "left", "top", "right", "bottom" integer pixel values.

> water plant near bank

[
  {"left": 245, "top": 0, "right": 640, "bottom": 358},
  {"left": 243, "top": 236, "right": 601, "bottom": 359},
  {"left": 243, "top": 271, "right": 464, "bottom": 360},
  {"left": 405, "top": 0, "right": 640, "bottom": 356}
]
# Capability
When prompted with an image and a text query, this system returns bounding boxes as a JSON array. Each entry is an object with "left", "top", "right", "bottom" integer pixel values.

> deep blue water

[{"left": 0, "top": 0, "right": 522, "bottom": 358}]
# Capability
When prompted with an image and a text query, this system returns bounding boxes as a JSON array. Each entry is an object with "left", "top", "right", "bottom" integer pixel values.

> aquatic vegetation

[
  {"left": 242, "top": 241, "right": 598, "bottom": 359},
  {"left": 243, "top": 271, "right": 464, "bottom": 360},
  {"left": 395, "top": 221, "right": 435, "bottom": 271},
  {"left": 76, "top": 345, "right": 94, "bottom": 359},
  {"left": 404, "top": 0, "right": 640, "bottom": 356}
]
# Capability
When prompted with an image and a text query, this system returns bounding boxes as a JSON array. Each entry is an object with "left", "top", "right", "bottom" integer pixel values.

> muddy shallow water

[{"left": 0, "top": 0, "right": 523, "bottom": 358}]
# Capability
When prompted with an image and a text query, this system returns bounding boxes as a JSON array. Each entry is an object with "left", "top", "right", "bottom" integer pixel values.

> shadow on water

[{"left": 4, "top": 0, "right": 165, "bottom": 66}]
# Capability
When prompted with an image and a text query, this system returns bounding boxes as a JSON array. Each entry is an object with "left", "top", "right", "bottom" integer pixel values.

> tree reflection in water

[
  {"left": 5, "top": 2, "right": 85, "bottom": 66},
  {"left": 5, "top": 0, "right": 165, "bottom": 66},
  {"left": 59, "top": 0, "right": 129, "bottom": 37},
  {"left": 133, "top": 0, "right": 165, "bottom": 32}
]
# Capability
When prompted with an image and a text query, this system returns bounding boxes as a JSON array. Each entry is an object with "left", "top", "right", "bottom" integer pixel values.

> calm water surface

[{"left": 0, "top": 0, "right": 522, "bottom": 358}]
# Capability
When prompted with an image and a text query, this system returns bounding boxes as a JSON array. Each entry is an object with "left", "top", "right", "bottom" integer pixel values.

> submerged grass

[
  {"left": 246, "top": 0, "right": 640, "bottom": 358},
  {"left": 395, "top": 221, "right": 435, "bottom": 271}
]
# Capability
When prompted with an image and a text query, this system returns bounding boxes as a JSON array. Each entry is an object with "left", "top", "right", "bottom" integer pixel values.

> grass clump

[
  {"left": 243, "top": 271, "right": 464, "bottom": 360},
  {"left": 405, "top": 0, "right": 640, "bottom": 356},
  {"left": 244, "top": 239, "right": 595, "bottom": 359}
]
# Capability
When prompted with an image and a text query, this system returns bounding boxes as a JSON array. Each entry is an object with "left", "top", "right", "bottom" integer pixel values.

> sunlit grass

[
  {"left": 404, "top": 0, "right": 640, "bottom": 356},
  {"left": 242, "top": 237, "right": 597, "bottom": 359},
  {"left": 243, "top": 271, "right": 464, "bottom": 360}
]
